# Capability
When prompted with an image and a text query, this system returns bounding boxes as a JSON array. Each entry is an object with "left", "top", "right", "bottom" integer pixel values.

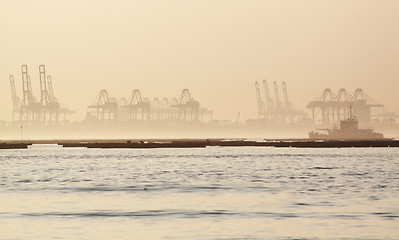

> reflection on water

[{"left": 1, "top": 145, "right": 399, "bottom": 239}]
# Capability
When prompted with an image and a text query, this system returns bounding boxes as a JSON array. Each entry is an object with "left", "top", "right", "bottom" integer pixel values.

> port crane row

[
  {"left": 8, "top": 65, "right": 395, "bottom": 127},
  {"left": 9, "top": 65, "right": 212, "bottom": 125},
  {"left": 86, "top": 83, "right": 395, "bottom": 126},
  {"left": 254, "top": 80, "right": 394, "bottom": 127},
  {"left": 87, "top": 88, "right": 212, "bottom": 122}
]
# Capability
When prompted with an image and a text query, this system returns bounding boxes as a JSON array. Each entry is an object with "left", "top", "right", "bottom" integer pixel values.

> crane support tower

[
  {"left": 9, "top": 75, "right": 21, "bottom": 122},
  {"left": 39, "top": 65, "right": 50, "bottom": 106},
  {"left": 150, "top": 98, "right": 163, "bottom": 121}
]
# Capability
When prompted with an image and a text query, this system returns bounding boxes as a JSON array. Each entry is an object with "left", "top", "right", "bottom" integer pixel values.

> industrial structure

[
  {"left": 8, "top": 66, "right": 395, "bottom": 131},
  {"left": 87, "top": 89, "right": 118, "bottom": 121},
  {"left": 150, "top": 97, "right": 178, "bottom": 121},
  {"left": 122, "top": 89, "right": 150, "bottom": 121},
  {"left": 171, "top": 89, "right": 200, "bottom": 121},
  {"left": 87, "top": 88, "right": 212, "bottom": 122},
  {"left": 255, "top": 80, "right": 304, "bottom": 124},
  {"left": 9, "top": 65, "right": 73, "bottom": 125},
  {"left": 307, "top": 88, "right": 383, "bottom": 127}
]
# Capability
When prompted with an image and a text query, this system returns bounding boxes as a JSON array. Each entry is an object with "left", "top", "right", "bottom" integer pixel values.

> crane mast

[
  {"left": 262, "top": 79, "right": 274, "bottom": 114},
  {"left": 21, "top": 65, "right": 31, "bottom": 107},
  {"left": 273, "top": 81, "right": 282, "bottom": 110},
  {"left": 282, "top": 81, "right": 294, "bottom": 122},
  {"left": 282, "top": 81, "right": 291, "bottom": 110},
  {"left": 255, "top": 81, "right": 265, "bottom": 118},
  {"left": 21, "top": 65, "right": 36, "bottom": 122},
  {"left": 39, "top": 65, "right": 50, "bottom": 105}
]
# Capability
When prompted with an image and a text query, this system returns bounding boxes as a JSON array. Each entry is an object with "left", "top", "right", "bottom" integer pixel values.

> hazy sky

[{"left": 1, "top": 0, "right": 398, "bottom": 121}]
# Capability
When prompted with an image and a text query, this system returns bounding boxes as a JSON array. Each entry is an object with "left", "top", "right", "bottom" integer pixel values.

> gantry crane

[
  {"left": 172, "top": 89, "right": 200, "bottom": 121},
  {"left": 306, "top": 88, "right": 336, "bottom": 126},
  {"left": 307, "top": 88, "right": 383, "bottom": 126},
  {"left": 88, "top": 89, "right": 118, "bottom": 121},
  {"left": 122, "top": 89, "right": 150, "bottom": 121}
]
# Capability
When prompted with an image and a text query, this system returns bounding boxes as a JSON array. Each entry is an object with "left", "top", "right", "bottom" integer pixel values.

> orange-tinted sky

[{"left": 1, "top": 0, "right": 398, "bottom": 121}]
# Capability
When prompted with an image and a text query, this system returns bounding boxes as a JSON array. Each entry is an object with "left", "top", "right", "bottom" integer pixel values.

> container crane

[
  {"left": 307, "top": 88, "right": 383, "bottom": 126},
  {"left": 123, "top": 89, "right": 150, "bottom": 120},
  {"left": 172, "top": 89, "right": 200, "bottom": 121},
  {"left": 88, "top": 89, "right": 118, "bottom": 121}
]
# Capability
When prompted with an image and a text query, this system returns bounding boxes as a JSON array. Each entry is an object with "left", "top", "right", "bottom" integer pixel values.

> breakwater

[
  {"left": 59, "top": 139, "right": 399, "bottom": 149},
  {"left": 0, "top": 143, "right": 31, "bottom": 149},
  {"left": 2, "top": 138, "right": 398, "bottom": 149}
]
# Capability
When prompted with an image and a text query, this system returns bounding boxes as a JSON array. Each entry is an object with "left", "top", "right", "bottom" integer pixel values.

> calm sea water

[{"left": 1, "top": 145, "right": 398, "bottom": 239}]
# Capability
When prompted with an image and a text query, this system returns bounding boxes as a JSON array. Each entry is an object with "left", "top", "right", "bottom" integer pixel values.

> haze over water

[
  {"left": 1, "top": 145, "right": 398, "bottom": 239},
  {"left": 1, "top": 0, "right": 399, "bottom": 123}
]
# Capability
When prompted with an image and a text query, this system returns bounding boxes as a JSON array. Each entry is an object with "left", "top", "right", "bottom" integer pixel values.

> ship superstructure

[{"left": 309, "top": 109, "right": 385, "bottom": 140}]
